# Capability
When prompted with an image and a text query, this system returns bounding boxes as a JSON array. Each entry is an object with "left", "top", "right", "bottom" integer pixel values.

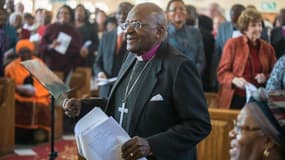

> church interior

[{"left": 0, "top": 0, "right": 285, "bottom": 159}]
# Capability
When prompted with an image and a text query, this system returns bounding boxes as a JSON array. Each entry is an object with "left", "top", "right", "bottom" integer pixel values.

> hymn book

[{"left": 74, "top": 107, "right": 147, "bottom": 160}]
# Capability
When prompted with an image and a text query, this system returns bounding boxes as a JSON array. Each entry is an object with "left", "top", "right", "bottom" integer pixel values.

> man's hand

[
  {"left": 16, "top": 85, "right": 35, "bottom": 97},
  {"left": 97, "top": 72, "right": 107, "bottom": 79},
  {"left": 62, "top": 98, "right": 81, "bottom": 118},
  {"left": 80, "top": 47, "right": 89, "bottom": 57},
  {"left": 121, "top": 136, "right": 151, "bottom": 160},
  {"left": 232, "top": 77, "right": 247, "bottom": 89}
]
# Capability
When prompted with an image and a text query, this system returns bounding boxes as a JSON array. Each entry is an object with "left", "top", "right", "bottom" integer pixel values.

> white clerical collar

[{"left": 136, "top": 55, "right": 144, "bottom": 61}]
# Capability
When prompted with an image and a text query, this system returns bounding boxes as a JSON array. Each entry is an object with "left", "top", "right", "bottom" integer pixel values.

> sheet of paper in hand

[
  {"left": 96, "top": 77, "right": 117, "bottom": 86},
  {"left": 54, "top": 32, "right": 72, "bottom": 55},
  {"left": 74, "top": 107, "right": 147, "bottom": 160},
  {"left": 245, "top": 83, "right": 257, "bottom": 103},
  {"left": 21, "top": 59, "right": 70, "bottom": 99}
]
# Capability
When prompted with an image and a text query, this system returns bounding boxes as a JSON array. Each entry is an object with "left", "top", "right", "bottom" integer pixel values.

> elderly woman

[
  {"left": 229, "top": 98, "right": 285, "bottom": 160},
  {"left": 166, "top": 0, "right": 205, "bottom": 74},
  {"left": 266, "top": 55, "right": 285, "bottom": 90},
  {"left": 217, "top": 8, "right": 276, "bottom": 109},
  {"left": 5, "top": 40, "right": 50, "bottom": 142}
]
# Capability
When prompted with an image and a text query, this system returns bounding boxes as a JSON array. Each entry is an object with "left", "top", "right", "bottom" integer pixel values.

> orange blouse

[{"left": 4, "top": 57, "right": 50, "bottom": 106}]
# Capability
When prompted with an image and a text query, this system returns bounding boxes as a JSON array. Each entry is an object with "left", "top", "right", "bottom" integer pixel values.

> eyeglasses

[
  {"left": 233, "top": 120, "right": 261, "bottom": 133},
  {"left": 167, "top": 7, "right": 186, "bottom": 12},
  {"left": 120, "top": 21, "right": 150, "bottom": 30}
]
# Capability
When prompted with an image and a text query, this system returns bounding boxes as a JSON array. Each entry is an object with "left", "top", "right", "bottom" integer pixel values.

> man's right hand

[
  {"left": 97, "top": 72, "right": 107, "bottom": 79},
  {"left": 62, "top": 98, "right": 81, "bottom": 118}
]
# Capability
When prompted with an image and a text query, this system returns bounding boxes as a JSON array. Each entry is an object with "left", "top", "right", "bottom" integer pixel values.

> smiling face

[
  {"left": 244, "top": 21, "right": 262, "bottom": 42},
  {"left": 229, "top": 107, "right": 266, "bottom": 160},
  {"left": 166, "top": 1, "right": 186, "bottom": 27},
  {"left": 123, "top": 3, "right": 166, "bottom": 55}
]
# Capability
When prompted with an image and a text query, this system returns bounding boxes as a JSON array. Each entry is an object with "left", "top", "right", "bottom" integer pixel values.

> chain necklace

[{"left": 123, "top": 56, "right": 155, "bottom": 103}]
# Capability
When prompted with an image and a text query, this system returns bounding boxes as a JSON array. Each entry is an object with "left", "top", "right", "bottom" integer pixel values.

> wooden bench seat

[
  {"left": 0, "top": 78, "right": 15, "bottom": 156},
  {"left": 198, "top": 108, "right": 240, "bottom": 160}
]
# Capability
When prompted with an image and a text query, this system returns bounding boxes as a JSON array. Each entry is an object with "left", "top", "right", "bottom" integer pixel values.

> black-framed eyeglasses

[
  {"left": 233, "top": 120, "right": 261, "bottom": 133},
  {"left": 120, "top": 21, "right": 149, "bottom": 30}
]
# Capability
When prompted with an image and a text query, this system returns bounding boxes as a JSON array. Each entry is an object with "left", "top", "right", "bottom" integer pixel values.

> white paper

[
  {"left": 96, "top": 77, "right": 117, "bottom": 86},
  {"left": 245, "top": 83, "right": 257, "bottom": 102},
  {"left": 55, "top": 32, "right": 72, "bottom": 55},
  {"left": 83, "top": 40, "right": 92, "bottom": 48},
  {"left": 74, "top": 107, "right": 147, "bottom": 160}
]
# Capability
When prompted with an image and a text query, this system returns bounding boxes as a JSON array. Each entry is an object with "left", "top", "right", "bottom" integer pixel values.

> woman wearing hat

[
  {"left": 4, "top": 39, "right": 50, "bottom": 142},
  {"left": 229, "top": 98, "right": 285, "bottom": 160}
]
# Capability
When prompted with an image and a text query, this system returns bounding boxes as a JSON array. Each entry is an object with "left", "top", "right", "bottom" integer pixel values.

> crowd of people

[{"left": 0, "top": 0, "right": 284, "bottom": 159}]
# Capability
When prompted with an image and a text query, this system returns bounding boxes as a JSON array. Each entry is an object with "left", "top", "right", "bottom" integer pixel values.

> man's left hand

[{"left": 121, "top": 136, "right": 151, "bottom": 160}]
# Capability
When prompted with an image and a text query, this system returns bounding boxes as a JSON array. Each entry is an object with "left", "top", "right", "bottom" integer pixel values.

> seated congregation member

[
  {"left": 94, "top": 2, "right": 134, "bottom": 98},
  {"left": 229, "top": 98, "right": 285, "bottom": 160},
  {"left": 266, "top": 55, "right": 285, "bottom": 90},
  {"left": 63, "top": 3, "right": 211, "bottom": 160},
  {"left": 39, "top": 5, "right": 83, "bottom": 79},
  {"left": 166, "top": 0, "right": 205, "bottom": 75},
  {"left": 4, "top": 40, "right": 50, "bottom": 141},
  {"left": 217, "top": 8, "right": 276, "bottom": 109}
]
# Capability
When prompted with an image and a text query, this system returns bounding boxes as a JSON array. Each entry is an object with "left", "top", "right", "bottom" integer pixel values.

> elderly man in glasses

[{"left": 63, "top": 3, "right": 211, "bottom": 160}]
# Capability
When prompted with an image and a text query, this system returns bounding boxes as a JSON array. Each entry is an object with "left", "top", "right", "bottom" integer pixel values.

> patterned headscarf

[{"left": 247, "top": 97, "right": 285, "bottom": 147}]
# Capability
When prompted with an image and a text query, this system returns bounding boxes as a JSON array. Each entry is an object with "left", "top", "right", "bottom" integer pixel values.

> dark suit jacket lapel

[
  {"left": 129, "top": 44, "right": 164, "bottom": 134},
  {"left": 105, "top": 54, "right": 136, "bottom": 112}
]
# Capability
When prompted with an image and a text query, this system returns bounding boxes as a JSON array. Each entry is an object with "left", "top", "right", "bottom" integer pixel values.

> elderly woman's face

[
  {"left": 244, "top": 21, "right": 262, "bottom": 42},
  {"left": 229, "top": 107, "right": 265, "bottom": 160}
]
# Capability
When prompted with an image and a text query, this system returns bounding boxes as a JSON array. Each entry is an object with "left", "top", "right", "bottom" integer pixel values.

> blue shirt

[{"left": 167, "top": 23, "right": 205, "bottom": 74}]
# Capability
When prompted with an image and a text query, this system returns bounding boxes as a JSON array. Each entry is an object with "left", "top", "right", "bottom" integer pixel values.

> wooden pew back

[
  {"left": 69, "top": 67, "right": 92, "bottom": 99},
  {"left": 197, "top": 108, "right": 240, "bottom": 160},
  {"left": 204, "top": 92, "right": 218, "bottom": 108},
  {"left": 0, "top": 78, "right": 15, "bottom": 156}
]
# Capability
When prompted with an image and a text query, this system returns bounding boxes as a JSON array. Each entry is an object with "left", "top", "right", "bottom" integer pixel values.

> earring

[{"left": 263, "top": 147, "right": 270, "bottom": 158}]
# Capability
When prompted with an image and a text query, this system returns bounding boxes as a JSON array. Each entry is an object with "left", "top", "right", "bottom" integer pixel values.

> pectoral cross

[{"left": 118, "top": 102, "right": 128, "bottom": 126}]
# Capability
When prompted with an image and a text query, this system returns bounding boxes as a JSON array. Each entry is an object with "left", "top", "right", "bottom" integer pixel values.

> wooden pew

[
  {"left": 204, "top": 92, "right": 218, "bottom": 108},
  {"left": 69, "top": 67, "right": 92, "bottom": 99},
  {"left": 0, "top": 78, "right": 15, "bottom": 156},
  {"left": 197, "top": 108, "right": 240, "bottom": 160}
]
